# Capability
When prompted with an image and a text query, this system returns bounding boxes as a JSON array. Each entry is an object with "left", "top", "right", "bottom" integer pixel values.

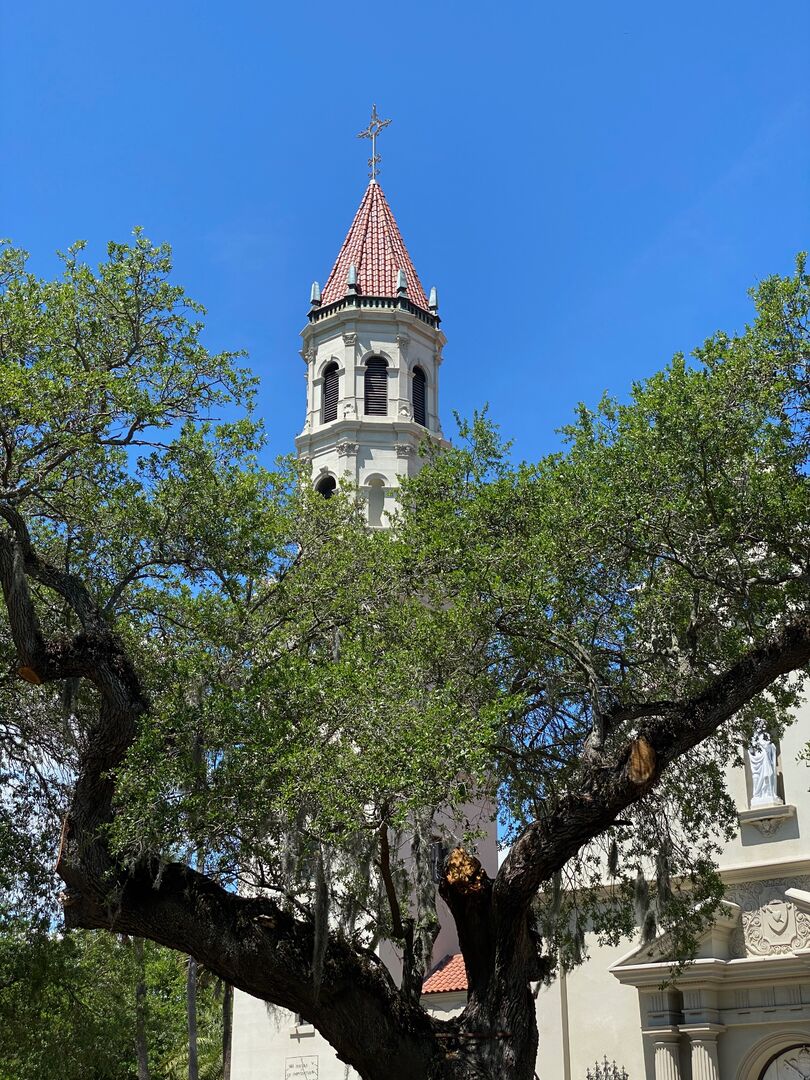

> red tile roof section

[
  {"left": 422, "top": 953, "right": 468, "bottom": 995},
  {"left": 320, "top": 182, "right": 430, "bottom": 311}
]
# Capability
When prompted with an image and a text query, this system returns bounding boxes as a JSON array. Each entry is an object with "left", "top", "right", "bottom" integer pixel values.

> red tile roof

[
  {"left": 320, "top": 182, "right": 430, "bottom": 311},
  {"left": 422, "top": 953, "right": 468, "bottom": 995}
]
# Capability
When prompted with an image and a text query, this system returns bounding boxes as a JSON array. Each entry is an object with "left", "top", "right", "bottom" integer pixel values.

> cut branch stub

[
  {"left": 17, "top": 665, "right": 42, "bottom": 684},
  {"left": 439, "top": 848, "right": 495, "bottom": 996},
  {"left": 442, "top": 848, "right": 489, "bottom": 896},
  {"left": 626, "top": 736, "right": 656, "bottom": 785}
]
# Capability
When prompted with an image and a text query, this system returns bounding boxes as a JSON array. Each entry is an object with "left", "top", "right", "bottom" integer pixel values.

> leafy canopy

[{"left": 0, "top": 236, "right": 807, "bottom": 981}]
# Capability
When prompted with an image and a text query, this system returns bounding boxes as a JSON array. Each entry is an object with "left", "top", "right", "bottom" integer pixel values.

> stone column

[
  {"left": 682, "top": 1028, "right": 723, "bottom": 1080},
  {"left": 646, "top": 1030, "right": 682, "bottom": 1080},
  {"left": 341, "top": 331, "right": 357, "bottom": 418}
]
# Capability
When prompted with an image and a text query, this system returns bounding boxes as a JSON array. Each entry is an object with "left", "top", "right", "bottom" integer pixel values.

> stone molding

[{"left": 721, "top": 855, "right": 810, "bottom": 885}]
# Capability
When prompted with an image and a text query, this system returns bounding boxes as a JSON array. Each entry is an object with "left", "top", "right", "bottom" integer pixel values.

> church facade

[
  {"left": 231, "top": 173, "right": 810, "bottom": 1080},
  {"left": 541, "top": 714, "right": 810, "bottom": 1080}
]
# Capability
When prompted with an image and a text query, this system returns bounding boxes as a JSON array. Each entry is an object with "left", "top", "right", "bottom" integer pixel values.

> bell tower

[{"left": 295, "top": 173, "right": 447, "bottom": 525}]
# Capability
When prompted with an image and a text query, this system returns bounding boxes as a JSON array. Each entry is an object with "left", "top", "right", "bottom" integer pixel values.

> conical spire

[{"left": 320, "top": 183, "right": 430, "bottom": 311}]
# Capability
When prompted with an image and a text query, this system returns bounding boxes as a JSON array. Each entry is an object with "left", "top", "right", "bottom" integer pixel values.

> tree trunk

[
  {"left": 436, "top": 849, "right": 544, "bottom": 1080},
  {"left": 222, "top": 982, "right": 233, "bottom": 1080},
  {"left": 2, "top": 525, "right": 806, "bottom": 1080},
  {"left": 187, "top": 955, "right": 199, "bottom": 1080},
  {"left": 133, "top": 937, "right": 151, "bottom": 1080}
]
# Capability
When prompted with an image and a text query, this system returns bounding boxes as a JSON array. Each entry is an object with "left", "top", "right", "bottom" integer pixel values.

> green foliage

[
  {"left": 398, "top": 255, "right": 810, "bottom": 961},
  {"left": 0, "top": 926, "right": 223, "bottom": 1080},
  {"left": 0, "top": 235, "right": 807, "bottom": 990}
]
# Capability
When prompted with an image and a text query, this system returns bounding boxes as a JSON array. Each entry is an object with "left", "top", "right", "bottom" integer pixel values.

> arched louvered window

[
  {"left": 322, "top": 362, "right": 339, "bottom": 423},
  {"left": 412, "top": 366, "right": 426, "bottom": 426},
  {"left": 364, "top": 357, "right": 388, "bottom": 416},
  {"left": 315, "top": 475, "right": 336, "bottom": 499}
]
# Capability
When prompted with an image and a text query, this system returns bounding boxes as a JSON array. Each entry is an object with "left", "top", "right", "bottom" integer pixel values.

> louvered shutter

[
  {"left": 322, "top": 363, "right": 339, "bottom": 423},
  {"left": 413, "top": 366, "right": 426, "bottom": 426},
  {"left": 364, "top": 358, "right": 388, "bottom": 416}
]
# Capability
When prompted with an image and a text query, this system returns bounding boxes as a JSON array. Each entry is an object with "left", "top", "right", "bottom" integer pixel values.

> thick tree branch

[
  {"left": 61, "top": 858, "right": 441, "bottom": 1080},
  {"left": 496, "top": 616, "right": 810, "bottom": 911},
  {"left": 0, "top": 517, "right": 451, "bottom": 1080}
]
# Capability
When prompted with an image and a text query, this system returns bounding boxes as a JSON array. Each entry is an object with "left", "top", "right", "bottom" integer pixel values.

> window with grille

[
  {"left": 322, "top": 362, "right": 339, "bottom": 423},
  {"left": 364, "top": 357, "right": 388, "bottom": 416},
  {"left": 413, "top": 366, "right": 426, "bottom": 426}
]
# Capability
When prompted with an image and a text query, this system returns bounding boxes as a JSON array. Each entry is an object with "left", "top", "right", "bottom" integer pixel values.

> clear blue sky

[{"left": 2, "top": 2, "right": 808, "bottom": 462}]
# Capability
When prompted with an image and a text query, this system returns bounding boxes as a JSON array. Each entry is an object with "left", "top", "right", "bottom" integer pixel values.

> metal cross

[{"left": 357, "top": 104, "right": 392, "bottom": 181}]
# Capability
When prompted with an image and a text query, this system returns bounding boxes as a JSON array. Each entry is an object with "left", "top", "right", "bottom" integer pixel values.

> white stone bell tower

[{"left": 295, "top": 179, "right": 447, "bottom": 524}]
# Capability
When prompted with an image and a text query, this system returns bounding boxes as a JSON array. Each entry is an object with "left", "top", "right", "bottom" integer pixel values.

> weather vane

[{"left": 357, "top": 104, "right": 392, "bottom": 182}]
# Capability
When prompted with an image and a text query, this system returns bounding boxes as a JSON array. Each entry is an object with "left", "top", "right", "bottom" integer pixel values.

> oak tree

[{"left": 0, "top": 237, "right": 807, "bottom": 1079}]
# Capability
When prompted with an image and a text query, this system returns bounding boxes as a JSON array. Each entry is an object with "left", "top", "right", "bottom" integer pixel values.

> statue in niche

[{"left": 749, "top": 732, "right": 780, "bottom": 807}]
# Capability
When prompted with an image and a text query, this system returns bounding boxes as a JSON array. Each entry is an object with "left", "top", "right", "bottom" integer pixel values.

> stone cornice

[
  {"left": 295, "top": 419, "right": 450, "bottom": 454},
  {"left": 612, "top": 952, "right": 810, "bottom": 989},
  {"left": 299, "top": 306, "right": 447, "bottom": 354},
  {"left": 720, "top": 854, "right": 810, "bottom": 884},
  {"left": 309, "top": 294, "right": 439, "bottom": 329}
]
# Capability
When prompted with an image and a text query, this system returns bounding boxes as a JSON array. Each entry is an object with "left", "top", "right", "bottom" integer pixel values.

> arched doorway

[
  {"left": 760, "top": 1044, "right": 810, "bottom": 1079},
  {"left": 737, "top": 1033, "right": 810, "bottom": 1080}
]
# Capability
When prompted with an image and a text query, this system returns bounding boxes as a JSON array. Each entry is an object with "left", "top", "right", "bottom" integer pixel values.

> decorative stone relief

[
  {"left": 342, "top": 332, "right": 357, "bottom": 347},
  {"left": 399, "top": 403, "right": 413, "bottom": 420},
  {"left": 727, "top": 877, "right": 810, "bottom": 957},
  {"left": 336, "top": 441, "right": 358, "bottom": 457},
  {"left": 396, "top": 333, "right": 410, "bottom": 357},
  {"left": 753, "top": 815, "right": 787, "bottom": 837},
  {"left": 395, "top": 443, "right": 414, "bottom": 457},
  {"left": 342, "top": 402, "right": 356, "bottom": 419}
]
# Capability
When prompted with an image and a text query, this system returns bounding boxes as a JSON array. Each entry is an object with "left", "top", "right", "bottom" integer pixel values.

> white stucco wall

[{"left": 537, "top": 938, "right": 648, "bottom": 1080}]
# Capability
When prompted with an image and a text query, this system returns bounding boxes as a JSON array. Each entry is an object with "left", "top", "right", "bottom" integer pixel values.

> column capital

[
  {"left": 679, "top": 1024, "right": 726, "bottom": 1039},
  {"left": 643, "top": 1026, "right": 681, "bottom": 1043}
]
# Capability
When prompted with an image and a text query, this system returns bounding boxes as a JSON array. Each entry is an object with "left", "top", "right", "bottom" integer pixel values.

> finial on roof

[
  {"left": 357, "top": 104, "right": 392, "bottom": 182},
  {"left": 310, "top": 281, "right": 321, "bottom": 307},
  {"left": 347, "top": 264, "right": 357, "bottom": 294},
  {"left": 428, "top": 286, "right": 438, "bottom": 312},
  {"left": 396, "top": 269, "right": 408, "bottom": 296}
]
